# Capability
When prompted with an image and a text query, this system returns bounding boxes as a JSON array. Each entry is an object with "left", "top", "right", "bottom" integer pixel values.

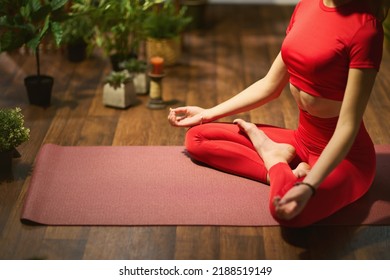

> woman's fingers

[
  {"left": 273, "top": 187, "right": 312, "bottom": 220},
  {"left": 276, "top": 201, "right": 300, "bottom": 220},
  {"left": 168, "top": 106, "right": 205, "bottom": 127},
  {"left": 170, "top": 107, "right": 189, "bottom": 116}
]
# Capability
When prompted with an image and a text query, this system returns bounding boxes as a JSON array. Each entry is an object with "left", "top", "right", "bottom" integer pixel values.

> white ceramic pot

[
  {"left": 133, "top": 72, "right": 149, "bottom": 95},
  {"left": 103, "top": 81, "right": 138, "bottom": 109}
]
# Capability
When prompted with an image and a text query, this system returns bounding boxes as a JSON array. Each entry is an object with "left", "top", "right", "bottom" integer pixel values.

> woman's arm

[
  {"left": 274, "top": 68, "right": 378, "bottom": 220},
  {"left": 303, "top": 68, "right": 377, "bottom": 188},
  {"left": 168, "top": 52, "right": 290, "bottom": 127}
]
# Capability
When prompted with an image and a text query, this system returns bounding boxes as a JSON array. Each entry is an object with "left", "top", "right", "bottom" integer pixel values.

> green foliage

[
  {"left": 0, "top": 0, "right": 69, "bottom": 52},
  {"left": 143, "top": 0, "right": 192, "bottom": 39},
  {"left": 0, "top": 107, "right": 30, "bottom": 153},
  {"left": 119, "top": 58, "right": 148, "bottom": 73},
  {"left": 104, "top": 71, "right": 132, "bottom": 90},
  {"left": 0, "top": 0, "right": 69, "bottom": 77},
  {"left": 61, "top": 0, "right": 94, "bottom": 44},
  {"left": 76, "top": 0, "right": 162, "bottom": 58}
]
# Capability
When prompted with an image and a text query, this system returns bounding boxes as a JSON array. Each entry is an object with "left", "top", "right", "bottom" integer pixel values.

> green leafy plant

[
  {"left": 68, "top": 1, "right": 165, "bottom": 68},
  {"left": 82, "top": 0, "right": 149, "bottom": 59},
  {"left": 143, "top": 0, "right": 192, "bottom": 39},
  {"left": 104, "top": 71, "right": 132, "bottom": 90},
  {"left": 0, "top": 107, "right": 30, "bottom": 153},
  {"left": 61, "top": 1, "right": 94, "bottom": 45},
  {"left": 120, "top": 58, "right": 148, "bottom": 73},
  {"left": 0, "top": 0, "right": 69, "bottom": 76}
]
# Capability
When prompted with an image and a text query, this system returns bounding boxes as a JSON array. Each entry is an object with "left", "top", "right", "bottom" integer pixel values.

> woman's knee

[{"left": 184, "top": 126, "right": 205, "bottom": 157}]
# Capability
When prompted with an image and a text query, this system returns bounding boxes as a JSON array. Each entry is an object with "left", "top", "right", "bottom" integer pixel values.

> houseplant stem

[{"left": 24, "top": 45, "right": 54, "bottom": 107}]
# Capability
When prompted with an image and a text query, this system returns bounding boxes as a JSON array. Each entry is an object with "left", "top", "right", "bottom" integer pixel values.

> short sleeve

[
  {"left": 349, "top": 19, "right": 384, "bottom": 71},
  {"left": 286, "top": 2, "right": 301, "bottom": 34}
]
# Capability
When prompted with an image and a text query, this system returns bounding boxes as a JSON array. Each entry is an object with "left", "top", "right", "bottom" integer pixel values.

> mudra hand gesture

[{"left": 168, "top": 106, "right": 206, "bottom": 127}]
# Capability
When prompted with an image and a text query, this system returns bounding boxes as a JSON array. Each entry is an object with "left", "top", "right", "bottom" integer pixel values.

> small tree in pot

[
  {"left": 0, "top": 107, "right": 30, "bottom": 175},
  {"left": 0, "top": 0, "right": 68, "bottom": 107}
]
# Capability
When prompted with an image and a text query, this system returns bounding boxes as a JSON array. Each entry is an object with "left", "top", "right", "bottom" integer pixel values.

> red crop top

[{"left": 281, "top": 0, "right": 383, "bottom": 101}]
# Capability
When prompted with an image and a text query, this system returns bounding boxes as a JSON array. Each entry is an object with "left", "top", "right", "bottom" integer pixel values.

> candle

[{"left": 150, "top": 56, "right": 164, "bottom": 75}]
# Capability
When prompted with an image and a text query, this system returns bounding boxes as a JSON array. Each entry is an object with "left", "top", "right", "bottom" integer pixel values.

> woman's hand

[
  {"left": 272, "top": 184, "right": 313, "bottom": 220},
  {"left": 168, "top": 106, "right": 207, "bottom": 127}
]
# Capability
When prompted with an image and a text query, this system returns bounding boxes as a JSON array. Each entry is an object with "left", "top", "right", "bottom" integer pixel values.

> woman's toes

[{"left": 293, "top": 162, "right": 311, "bottom": 178}]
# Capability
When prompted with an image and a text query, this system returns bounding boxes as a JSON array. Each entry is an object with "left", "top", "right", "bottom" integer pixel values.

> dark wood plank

[{"left": 174, "top": 227, "right": 220, "bottom": 259}]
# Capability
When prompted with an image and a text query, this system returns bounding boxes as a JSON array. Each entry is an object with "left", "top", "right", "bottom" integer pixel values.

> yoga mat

[{"left": 21, "top": 144, "right": 390, "bottom": 226}]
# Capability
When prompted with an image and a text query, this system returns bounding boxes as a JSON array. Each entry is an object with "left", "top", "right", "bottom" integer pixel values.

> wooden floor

[{"left": 1, "top": 4, "right": 390, "bottom": 260}]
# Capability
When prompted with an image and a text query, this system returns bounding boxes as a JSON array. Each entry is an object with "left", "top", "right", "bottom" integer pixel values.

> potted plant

[
  {"left": 102, "top": 71, "right": 138, "bottom": 109},
  {"left": 120, "top": 58, "right": 149, "bottom": 95},
  {"left": 0, "top": 107, "right": 30, "bottom": 175},
  {"left": 83, "top": 0, "right": 149, "bottom": 71},
  {"left": 61, "top": 0, "right": 94, "bottom": 62},
  {"left": 0, "top": 0, "right": 69, "bottom": 107},
  {"left": 143, "top": 0, "right": 192, "bottom": 65}
]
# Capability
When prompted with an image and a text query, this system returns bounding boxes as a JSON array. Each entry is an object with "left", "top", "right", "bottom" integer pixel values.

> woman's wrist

[
  {"left": 200, "top": 109, "right": 215, "bottom": 123},
  {"left": 293, "top": 182, "right": 317, "bottom": 197}
]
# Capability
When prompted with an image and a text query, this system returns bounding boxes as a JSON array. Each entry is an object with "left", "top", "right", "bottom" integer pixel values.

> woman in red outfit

[{"left": 168, "top": 0, "right": 389, "bottom": 227}]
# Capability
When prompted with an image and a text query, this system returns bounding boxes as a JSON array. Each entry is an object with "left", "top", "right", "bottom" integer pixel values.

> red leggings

[{"left": 185, "top": 109, "right": 376, "bottom": 227}]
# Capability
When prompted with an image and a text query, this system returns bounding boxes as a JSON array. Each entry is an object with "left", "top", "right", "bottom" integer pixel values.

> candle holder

[{"left": 147, "top": 72, "right": 166, "bottom": 109}]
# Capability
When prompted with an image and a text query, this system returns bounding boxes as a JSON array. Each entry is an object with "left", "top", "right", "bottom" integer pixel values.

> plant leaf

[
  {"left": 50, "top": 21, "right": 63, "bottom": 46},
  {"left": 29, "top": 0, "right": 42, "bottom": 13},
  {"left": 50, "top": 0, "right": 69, "bottom": 11},
  {"left": 0, "top": 30, "right": 25, "bottom": 51},
  {"left": 26, "top": 14, "right": 49, "bottom": 51},
  {"left": 41, "top": 14, "right": 50, "bottom": 35},
  {"left": 30, "top": 4, "right": 51, "bottom": 22}
]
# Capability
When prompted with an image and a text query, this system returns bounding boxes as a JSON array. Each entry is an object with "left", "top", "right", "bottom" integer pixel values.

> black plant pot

[
  {"left": 0, "top": 150, "right": 13, "bottom": 175},
  {"left": 66, "top": 40, "right": 87, "bottom": 63},
  {"left": 24, "top": 75, "right": 54, "bottom": 107},
  {"left": 110, "top": 52, "right": 138, "bottom": 72}
]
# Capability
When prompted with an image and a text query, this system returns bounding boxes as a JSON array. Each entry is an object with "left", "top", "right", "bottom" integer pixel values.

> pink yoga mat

[{"left": 21, "top": 144, "right": 390, "bottom": 226}]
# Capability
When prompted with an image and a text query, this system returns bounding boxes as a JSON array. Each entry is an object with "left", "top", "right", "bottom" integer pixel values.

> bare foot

[
  {"left": 234, "top": 119, "right": 296, "bottom": 170},
  {"left": 292, "top": 162, "right": 311, "bottom": 178}
]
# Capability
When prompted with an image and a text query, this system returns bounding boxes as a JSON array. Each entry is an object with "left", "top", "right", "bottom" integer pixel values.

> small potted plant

[
  {"left": 0, "top": 107, "right": 30, "bottom": 174},
  {"left": 102, "top": 71, "right": 138, "bottom": 109},
  {"left": 61, "top": 1, "right": 94, "bottom": 62},
  {"left": 143, "top": 0, "right": 192, "bottom": 65},
  {"left": 85, "top": 0, "right": 147, "bottom": 71},
  {"left": 120, "top": 58, "right": 149, "bottom": 95},
  {"left": 0, "top": 0, "right": 69, "bottom": 107}
]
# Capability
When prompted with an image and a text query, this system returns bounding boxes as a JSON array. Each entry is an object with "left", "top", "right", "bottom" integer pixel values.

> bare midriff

[{"left": 290, "top": 84, "right": 342, "bottom": 118}]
